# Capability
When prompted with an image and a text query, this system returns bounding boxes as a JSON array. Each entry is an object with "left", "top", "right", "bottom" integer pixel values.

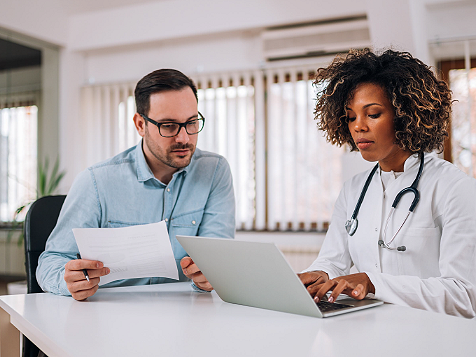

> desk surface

[{"left": 1, "top": 282, "right": 475, "bottom": 357}]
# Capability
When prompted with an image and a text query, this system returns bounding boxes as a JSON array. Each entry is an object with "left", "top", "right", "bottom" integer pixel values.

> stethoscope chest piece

[{"left": 345, "top": 218, "right": 358, "bottom": 236}]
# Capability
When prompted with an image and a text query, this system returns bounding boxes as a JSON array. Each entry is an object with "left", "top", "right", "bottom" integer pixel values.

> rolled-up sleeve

[{"left": 37, "top": 169, "right": 101, "bottom": 296}]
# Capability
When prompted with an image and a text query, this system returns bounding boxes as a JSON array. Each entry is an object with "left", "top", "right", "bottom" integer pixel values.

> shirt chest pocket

[
  {"left": 170, "top": 209, "right": 204, "bottom": 230},
  {"left": 106, "top": 220, "right": 145, "bottom": 228}
]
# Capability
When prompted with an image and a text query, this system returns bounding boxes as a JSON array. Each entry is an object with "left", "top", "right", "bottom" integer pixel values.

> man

[{"left": 37, "top": 69, "right": 235, "bottom": 300}]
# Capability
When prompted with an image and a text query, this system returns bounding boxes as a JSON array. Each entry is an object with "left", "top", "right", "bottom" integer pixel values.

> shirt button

[
  {"left": 167, "top": 188, "right": 170, "bottom": 192},
  {"left": 192, "top": 221, "right": 196, "bottom": 225},
  {"left": 165, "top": 218, "right": 168, "bottom": 222},
  {"left": 375, "top": 228, "right": 377, "bottom": 232},
  {"left": 375, "top": 264, "right": 378, "bottom": 268}
]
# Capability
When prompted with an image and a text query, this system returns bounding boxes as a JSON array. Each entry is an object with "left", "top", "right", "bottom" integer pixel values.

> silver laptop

[{"left": 176, "top": 235, "right": 383, "bottom": 318}]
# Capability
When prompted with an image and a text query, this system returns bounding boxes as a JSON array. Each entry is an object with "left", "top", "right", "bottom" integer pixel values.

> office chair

[{"left": 23, "top": 194, "right": 66, "bottom": 357}]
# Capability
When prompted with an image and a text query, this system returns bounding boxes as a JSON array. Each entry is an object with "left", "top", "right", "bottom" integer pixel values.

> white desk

[{"left": 1, "top": 282, "right": 475, "bottom": 357}]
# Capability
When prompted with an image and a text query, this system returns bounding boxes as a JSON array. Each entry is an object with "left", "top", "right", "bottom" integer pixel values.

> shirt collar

[
  {"left": 403, "top": 153, "right": 421, "bottom": 172},
  {"left": 404, "top": 152, "right": 436, "bottom": 172},
  {"left": 378, "top": 152, "right": 423, "bottom": 177},
  {"left": 135, "top": 140, "right": 190, "bottom": 183},
  {"left": 135, "top": 140, "right": 154, "bottom": 182}
]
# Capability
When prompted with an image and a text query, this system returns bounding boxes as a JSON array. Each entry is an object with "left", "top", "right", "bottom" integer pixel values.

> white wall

[
  {"left": 0, "top": 0, "right": 68, "bottom": 46},
  {"left": 427, "top": 1, "right": 476, "bottom": 61},
  {"left": 427, "top": 1, "right": 476, "bottom": 42},
  {"left": 366, "top": 0, "right": 420, "bottom": 55},
  {"left": 67, "top": 0, "right": 366, "bottom": 52},
  {"left": 84, "top": 31, "right": 264, "bottom": 85}
]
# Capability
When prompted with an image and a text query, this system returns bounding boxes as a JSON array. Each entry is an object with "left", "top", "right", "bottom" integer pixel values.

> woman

[{"left": 299, "top": 49, "right": 476, "bottom": 318}]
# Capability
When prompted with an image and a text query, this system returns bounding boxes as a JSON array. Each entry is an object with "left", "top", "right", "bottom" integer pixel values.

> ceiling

[
  {"left": 0, "top": 0, "right": 174, "bottom": 71},
  {"left": 59, "top": 0, "right": 171, "bottom": 15}
]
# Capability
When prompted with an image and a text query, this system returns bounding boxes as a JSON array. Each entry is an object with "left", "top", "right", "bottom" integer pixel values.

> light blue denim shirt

[{"left": 37, "top": 141, "right": 235, "bottom": 296}]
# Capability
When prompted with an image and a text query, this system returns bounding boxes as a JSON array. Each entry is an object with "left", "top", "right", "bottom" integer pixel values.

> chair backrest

[{"left": 23, "top": 195, "right": 66, "bottom": 294}]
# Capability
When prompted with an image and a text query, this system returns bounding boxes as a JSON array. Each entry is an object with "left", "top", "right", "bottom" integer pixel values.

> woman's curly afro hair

[{"left": 313, "top": 48, "right": 452, "bottom": 153}]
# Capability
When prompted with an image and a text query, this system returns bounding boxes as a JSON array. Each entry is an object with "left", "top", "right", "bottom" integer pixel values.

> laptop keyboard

[{"left": 317, "top": 300, "right": 353, "bottom": 312}]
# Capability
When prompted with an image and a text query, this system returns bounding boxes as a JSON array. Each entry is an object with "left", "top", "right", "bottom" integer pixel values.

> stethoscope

[{"left": 344, "top": 154, "right": 424, "bottom": 252}]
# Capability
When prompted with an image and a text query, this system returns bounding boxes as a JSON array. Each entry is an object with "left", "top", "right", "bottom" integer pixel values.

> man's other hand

[{"left": 180, "top": 256, "right": 213, "bottom": 291}]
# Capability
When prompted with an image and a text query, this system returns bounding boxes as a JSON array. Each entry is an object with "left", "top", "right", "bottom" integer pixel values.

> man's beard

[
  {"left": 145, "top": 135, "right": 195, "bottom": 170},
  {"left": 161, "top": 143, "right": 195, "bottom": 169}
]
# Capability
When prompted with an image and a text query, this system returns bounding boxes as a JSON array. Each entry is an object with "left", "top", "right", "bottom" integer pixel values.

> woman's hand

[
  {"left": 298, "top": 270, "right": 329, "bottom": 297},
  {"left": 311, "top": 272, "right": 375, "bottom": 303}
]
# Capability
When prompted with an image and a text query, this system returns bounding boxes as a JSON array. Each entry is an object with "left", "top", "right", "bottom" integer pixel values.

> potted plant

[{"left": 7, "top": 157, "right": 66, "bottom": 246}]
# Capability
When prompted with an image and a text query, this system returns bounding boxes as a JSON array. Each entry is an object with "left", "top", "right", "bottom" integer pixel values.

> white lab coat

[{"left": 305, "top": 153, "right": 476, "bottom": 318}]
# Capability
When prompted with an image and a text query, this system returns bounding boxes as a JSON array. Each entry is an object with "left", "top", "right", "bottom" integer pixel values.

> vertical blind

[
  {"left": 81, "top": 84, "right": 139, "bottom": 170},
  {"left": 264, "top": 69, "right": 344, "bottom": 232},
  {"left": 80, "top": 65, "right": 344, "bottom": 231}
]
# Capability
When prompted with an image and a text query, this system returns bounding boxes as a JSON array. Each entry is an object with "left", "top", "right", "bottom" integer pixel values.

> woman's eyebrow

[
  {"left": 363, "top": 103, "right": 383, "bottom": 109},
  {"left": 345, "top": 103, "right": 383, "bottom": 111}
]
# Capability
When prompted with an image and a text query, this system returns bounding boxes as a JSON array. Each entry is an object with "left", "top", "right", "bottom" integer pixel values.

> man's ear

[{"left": 133, "top": 113, "right": 146, "bottom": 137}]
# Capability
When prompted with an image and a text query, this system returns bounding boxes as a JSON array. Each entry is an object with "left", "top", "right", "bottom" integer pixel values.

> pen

[{"left": 76, "top": 253, "right": 90, "bottom": 282}]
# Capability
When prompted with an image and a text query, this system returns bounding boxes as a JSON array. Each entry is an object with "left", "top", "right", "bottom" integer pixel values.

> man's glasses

[{"left": 140, "top": 113, "right": 205, "bottom": 138}]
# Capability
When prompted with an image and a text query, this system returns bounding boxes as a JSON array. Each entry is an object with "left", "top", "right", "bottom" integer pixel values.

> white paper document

[{"left": 73, "top": 221, "right": 179, "bottom": 286}]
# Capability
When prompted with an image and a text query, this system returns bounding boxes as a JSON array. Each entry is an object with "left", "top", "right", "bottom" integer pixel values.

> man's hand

[
  {"left": 180, "top": 257, "right": 213, "bottom": 291},
  {"left": 64, "top": 258, "right": 110, "bottom": 301},
  {"left": 304, "top": 272, "right": 375, "bottom": 303}
]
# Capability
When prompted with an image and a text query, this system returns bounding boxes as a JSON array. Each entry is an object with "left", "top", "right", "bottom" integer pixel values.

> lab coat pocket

[
  {"left": 398, "top": 226, "right": 440, "bottom": 276},
  {"left": 400, "top": 226, "right": 440, "bottom": 251}
]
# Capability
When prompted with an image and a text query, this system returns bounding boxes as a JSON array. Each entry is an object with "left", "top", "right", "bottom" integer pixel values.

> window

[
  {"left": 81, "top": 64, "right": 345, "bottom": 232},
  {"left": 194, "top": 66, "right": 344, "bottom": 231},
  {"left": 81, "top": 85, "right": 140, "bottom": 168},
  {"left": 266, "top": 75, "right": 343, "bottom": 231},
  {"left": 448, "top": 68, "right": 476, "bottom": 177},
  {"left": 197, "top": 78, "right": 257, "bottom": 230},
  {"left": 439, "top": 57, "right": 476, "bottom": 177},
  {"left": 0, "top": 105, "right": 38, "bottom": 222}
]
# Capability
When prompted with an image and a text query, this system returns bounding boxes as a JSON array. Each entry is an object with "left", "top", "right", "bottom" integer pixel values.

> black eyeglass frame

[{"left": 140, "top": 112, "right": 205, "bottom": 137}]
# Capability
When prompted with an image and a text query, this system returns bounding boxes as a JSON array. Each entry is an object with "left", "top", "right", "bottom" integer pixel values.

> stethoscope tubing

[
  {"left": 344, "top": 164, "right": 379, "bottom": 236},
  {"left": 345, "top": 153, "right": 424, "bottom": 251}
]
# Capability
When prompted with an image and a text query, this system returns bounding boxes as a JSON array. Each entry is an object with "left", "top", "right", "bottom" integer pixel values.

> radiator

[{"left": 0, "top": 230, "right": 25, "bottom": 277}]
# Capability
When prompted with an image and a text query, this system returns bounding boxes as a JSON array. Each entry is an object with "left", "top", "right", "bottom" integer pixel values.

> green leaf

[
  {"left": 38, "top": 157, "right": 48, "bottom": 197},
  {"left": 7, "top": 155, "right": 66, "bottom": 246},
  {"left": 6, "top": 216, "right": 24, "bottom": 245},
  {"left": 50, "top": 172, "right": 66, "bottom": 195},
  {"left": 46, "top": 158, "right": 60, "bottom": 194},
  {"left": 14, "top": 204, "right": 27, "bottom": 216}
]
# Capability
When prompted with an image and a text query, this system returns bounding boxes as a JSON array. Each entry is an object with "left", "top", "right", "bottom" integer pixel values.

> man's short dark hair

[{"left": 134, "top": 69, "right": 198, "bottom": 116}]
